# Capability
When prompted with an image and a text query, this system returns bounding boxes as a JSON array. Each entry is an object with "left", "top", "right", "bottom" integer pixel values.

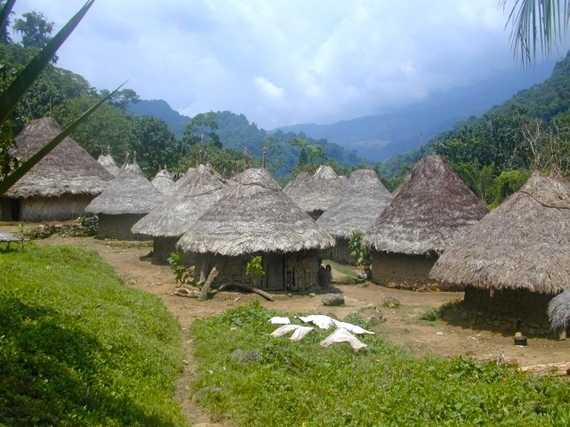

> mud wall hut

[
  {"left": 1, "top": 117, "right": 114, "bottom": 221},
  {"left": 176, "top": 168, "right": 335, "bottom": 292},
  {"left": 317, "top": 169, "right": 393, "bottom": 264},
  {"left": 430, "top": 171, "right": 570, "bottom": 336},
  {"left": 365, "top": 155, "right": 488, "bottom": 290}
]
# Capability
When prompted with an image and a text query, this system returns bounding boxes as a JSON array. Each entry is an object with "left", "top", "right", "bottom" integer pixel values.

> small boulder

[{"left": 322, "top": 293, "right": 345, "bottom": 306}]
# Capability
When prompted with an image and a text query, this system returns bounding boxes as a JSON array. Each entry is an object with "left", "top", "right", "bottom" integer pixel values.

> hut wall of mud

[
  {"left": 195, "top": 249, "right": 320, "bottom": 292},
  {"left": 320, "top": 238, "right": 354, "bottom": 265},
  {"left": 153, "top": 237, "right": 195, "bottom": 266},
  {"left": 459, "top": 286, "right": 554, "bottom": 337},
  {"left": 371, "top": 251, "right": 438, "bottom": 290},
  {"left": 97, "top": 214, "right": 151, "bottom": 241},
  {"left": 2, "top": 195, "right": 94, "bottom": 222}
]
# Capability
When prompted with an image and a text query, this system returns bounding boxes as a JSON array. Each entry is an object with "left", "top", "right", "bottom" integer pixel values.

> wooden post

[{"left": 198, "top": 261, "right": 224, "bottom": 301}]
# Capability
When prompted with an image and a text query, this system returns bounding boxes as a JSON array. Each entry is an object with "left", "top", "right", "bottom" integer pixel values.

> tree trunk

[{"left": 198, "top": 261, "right": 223, "bottom": 301}]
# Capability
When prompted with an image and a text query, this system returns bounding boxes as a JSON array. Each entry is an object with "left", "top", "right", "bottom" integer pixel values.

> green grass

[
  {"left": 0, "top": 244, "right": 187, "bottom": 427},
  {"left": 190, "top": 302, "right": 570, "bottom": 426}
]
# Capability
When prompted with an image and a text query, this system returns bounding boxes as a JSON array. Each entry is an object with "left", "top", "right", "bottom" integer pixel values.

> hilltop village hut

[
  {"left": 85, "top": 160, "right": 166, "bottom": 240},
  {"left": 283, "top": 165, "right": 345, "bottom": 219},
  {"left": 132, "top": 164, "right": 228, "bottom": 264},
  {"left": 176, "top": 168, "right": 335, "bottom": 292},
  {"left": 151, "top": 167, "right": 175, "bottom": 197},
  {"left": 97, "top": 153, "right": 120, "bottom": 177},
  {"left": 365, "top": 155, "right": 488, "bottom": 290},
  {"left": 430, "top": 172, "right": 570, "bottom": 336},
  {"left": 317, "top": 169, "right": 393, "bottom": 264},
  {"left": 0, "top": 117, "right": 114, "bottom": 222}
]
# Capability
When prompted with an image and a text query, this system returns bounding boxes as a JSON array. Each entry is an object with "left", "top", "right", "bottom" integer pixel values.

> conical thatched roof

[
  {"left": 366, "top": 155, "right": 488, "bottom": 255},
  {"left": 176, "top": 168, "right": 335, "bottom": 256},
  {"left": 151, "top": 168, "right": 175, "bottom": 197},
  {"left": 5, "top": 117, "right": 114, "bottom": 198},
  {"left": 97, "top": 153, "right": 120, "bottom": 176},
  {"left": 430, "top": 172, "right": 570, "bottom": 294},
  {"left": 317, "top": 169, "right": 393, "bottom": 239},
  {"left": 548, "top": 290, "right": 570, "bottom": 331},
  {"left": 132, "top": 164, "right": 228, "bottom": 237},
  {"left": 85, "top": 160, "right": 166, "bottom": 215},
  {"left": 283, "top": 166, "right": 345, "bottom": 213}
]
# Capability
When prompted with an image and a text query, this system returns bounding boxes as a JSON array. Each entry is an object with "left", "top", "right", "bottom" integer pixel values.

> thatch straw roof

[
  {"left": 317, "top": 169, "right": 393, "bottom": 239},
  {"left": 366, "top": 155, "right": 488, "bottom": 255},
  {"left": 548, "top": 290, "right": 570, "bottom": 331},
  {"left": 132, "top": 164, "right": 228, "bottom": 237},
  {"left": 5, "top": 117, "right": 114, "bottom": 198},
  {"left": 97, "top": 154, "right": 120, "bottom": 176},
  {"left": 430, "top": 171, "right": 570, "bottom": 293},
  {"left": 283, "top": 166, "right": 345, "bottom": 213},
  {"left": 85, "top": 160, "right": 166, "bottom": 215},
  {"left": 176, "top": 168, "right": 335, "bottom": 256},
  {"left": 151, "top": 168, "right": 175, "bottom": 197}
]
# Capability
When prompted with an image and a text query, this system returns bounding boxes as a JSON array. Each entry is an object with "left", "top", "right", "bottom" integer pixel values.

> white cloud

[{"left": 8, "top": 0, "right": 564, "bottom": 129}]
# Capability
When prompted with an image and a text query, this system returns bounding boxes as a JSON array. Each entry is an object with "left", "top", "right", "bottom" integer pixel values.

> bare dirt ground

[{"left": 10, "top": 229, "right": 570, "bottom": 427}]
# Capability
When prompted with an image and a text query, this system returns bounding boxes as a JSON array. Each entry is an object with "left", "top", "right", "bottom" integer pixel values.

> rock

[
  {"left": 356, "top": 271, "right": 367, "bottom": 280},
  {"left": 382, "top": 296, "right": 400, "bottom": 308},
  {"left": 321, "top": 293, "right": 345, "bottom": 306},
  {"left": 358, "top": 304, "right": 385, "bottom": 325}
]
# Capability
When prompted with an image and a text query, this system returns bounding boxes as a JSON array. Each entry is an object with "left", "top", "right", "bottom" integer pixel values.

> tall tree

[
  {"left": 13, "top": 10, "right": 54, "bottom": 49},
  {"left": 183, "top": 111, "right": 221, "bottom": 148},
  {"left": 502, "top": 0, "right": 570, "bottom": 66}
]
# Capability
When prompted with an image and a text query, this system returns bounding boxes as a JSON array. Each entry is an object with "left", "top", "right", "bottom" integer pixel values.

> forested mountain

[
  {"left": 382, "top": 51, "right": 570, "bottom": 206},
  {"left": 277, "top": 62, "right": 555, "bottom": 162}
]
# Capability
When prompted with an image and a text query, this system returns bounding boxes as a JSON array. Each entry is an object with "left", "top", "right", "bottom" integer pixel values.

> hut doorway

[
  {"left": 261, "top": 253, "right": 285, "bottom": 291},
  {"left": 9, "top": 199, "right": 20, "bottom": 221}
]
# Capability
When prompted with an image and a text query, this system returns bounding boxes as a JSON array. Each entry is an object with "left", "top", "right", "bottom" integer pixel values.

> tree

[
  {"left": 502, "top": 0, "right": 570, "bottom": 66},
  {"left": 14, "top": 11, "right": 54, "bottom": 50},
  {"left": 183, "top": 111, "right": 221, "bottom": 148},
  {"left": 100, "top": 88, "right": 139, "bottom": 111}
]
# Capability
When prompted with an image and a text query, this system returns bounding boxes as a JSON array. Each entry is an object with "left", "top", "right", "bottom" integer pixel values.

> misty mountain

[{"left": 275, "top": 62, "right": 556, "bottom": 162}]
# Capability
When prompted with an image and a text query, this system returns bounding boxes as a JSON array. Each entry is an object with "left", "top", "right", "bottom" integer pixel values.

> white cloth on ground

[
  {"left": 319, "top": 328, "right": 367, "bottom": 350},
  {"left": 298, "top": 315, "right": 375, "bottom": 335}
]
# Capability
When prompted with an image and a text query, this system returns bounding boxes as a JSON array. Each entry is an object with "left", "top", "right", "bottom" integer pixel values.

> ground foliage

[
  {"left": 0, "top": 244, "right": 187, "bottom": 426},
  {"left": 190, "top": 302, "right": 570, "bottom": 426}
]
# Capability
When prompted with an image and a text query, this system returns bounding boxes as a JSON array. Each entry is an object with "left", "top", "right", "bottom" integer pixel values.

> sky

[{"left": 9, "top": 0, "right": 569, "bottom": 130}]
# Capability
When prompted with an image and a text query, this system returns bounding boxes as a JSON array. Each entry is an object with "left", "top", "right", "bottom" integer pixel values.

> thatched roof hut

[
  {"left": 1, "top": 117, "right": 114, "bottom": 221},
  {"left": 131, "top": 164, "right": 228, "bottom": 263},
  {"left": 365, "top": 155, "right": 488, "bottom": 289},
  {"left": 85, "top": 159, "right": 166, "bottom": 240},
  {"left": 317, "top": 169, "right": 393, "bottom": 264},
  {"left": 177, "top": 168, "right": 335, "bottom": 292},
  {"left": 283, "top": 166, "right": 345, "bottom": 219},
  {"left": 151, "top": 167, "right": 175, "bottom": 197},
  {"left": 548, "top": 290, "right": 570, "bottom": 335},
  {"left": 97, "top": 153, "right": 120, "bottom": 176},
  {"left": 430, "top": 172, "right": 570, "bottom": 336}
]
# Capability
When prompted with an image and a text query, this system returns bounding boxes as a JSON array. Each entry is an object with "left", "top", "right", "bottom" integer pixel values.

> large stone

[{"left": 321, "top": 293, "right": 345, "bottom": 306}]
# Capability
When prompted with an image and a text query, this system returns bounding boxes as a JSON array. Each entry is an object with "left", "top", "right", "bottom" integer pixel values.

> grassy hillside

[{"left": 0, "top": 244, "right": 186, "bottom": 427}]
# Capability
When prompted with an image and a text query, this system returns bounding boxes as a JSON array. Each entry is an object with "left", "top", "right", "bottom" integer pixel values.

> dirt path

[{"left": 29, "top": 234, "right": 570, "bottom": 426}]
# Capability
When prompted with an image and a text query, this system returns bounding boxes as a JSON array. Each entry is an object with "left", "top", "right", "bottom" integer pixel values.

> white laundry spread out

[
  {"left": 269, "top": 316, "right": 291, "bottom": 325},
  {"left": 270, "top": 324, "right": 314, "bottom": 341},
  {"left": 269, "top": 315, "right": 373, "bottom": 350},
  {"left": 320, "top": 328, "right": 367, "bottom": 350}
]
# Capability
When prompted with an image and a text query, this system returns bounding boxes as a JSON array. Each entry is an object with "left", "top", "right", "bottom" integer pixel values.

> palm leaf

[{"left": 0, "top": 0, "right": 95, "bottom": 124}]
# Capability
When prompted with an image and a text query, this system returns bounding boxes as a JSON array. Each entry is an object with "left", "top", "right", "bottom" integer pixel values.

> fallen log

[
  {"left": 519, "top": 362, "right": 570, "bottom": 376},
  {"left": 218, "top": 282, "right": 274, "bottom": 301}
]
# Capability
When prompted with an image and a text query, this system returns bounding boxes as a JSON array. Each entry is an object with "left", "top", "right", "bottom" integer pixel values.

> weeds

[{"left": 168, "top": 251, "right": 192, "bottom": 285}]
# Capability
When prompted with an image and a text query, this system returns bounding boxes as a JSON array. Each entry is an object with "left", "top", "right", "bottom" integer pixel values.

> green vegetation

[
  {"left": 348, "top": 229, "right": 371, "bottom": 268},
  {"left": 0, "top": 244, "right": 186, "bottom": 426},
  {"left": 190, "top": 302, "right": 570, "bottom": 426},
  {"left": 167, "top": 251, "right": 192, "bottom": 285},
  {"left": 245, "top": 255, "right": 265, "bottom": 285}
]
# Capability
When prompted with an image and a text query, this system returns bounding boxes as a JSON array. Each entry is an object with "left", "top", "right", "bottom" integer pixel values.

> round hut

[
  {"left": 365, "top": 155, "right": 488, "bottom": 290},
  {"left": 97, "top": 153, "right": 120, "bottom": 177},
  {"left": 317, "top": 169, "right": 393, "bottom": 264},
  {"left": 283, "top": 166, "right": 345, "bottom": 219},
  {"left": 151, "top": 167, "right": 175, "bottom": 197},
  {"left": 85, "top": 159, "right": 166, "bottom": 240},
  {"left": 176, "top": 168, "right": 335, "bottom": 292},
  {"left": 430, "top": 171, "right": 570, "bottom": 336},
  {"left": 1, "top": 117, "right": 114, "bottom": 221},
  {"left": 132, "top": 164, "right": 228, "bottom": 264}
]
